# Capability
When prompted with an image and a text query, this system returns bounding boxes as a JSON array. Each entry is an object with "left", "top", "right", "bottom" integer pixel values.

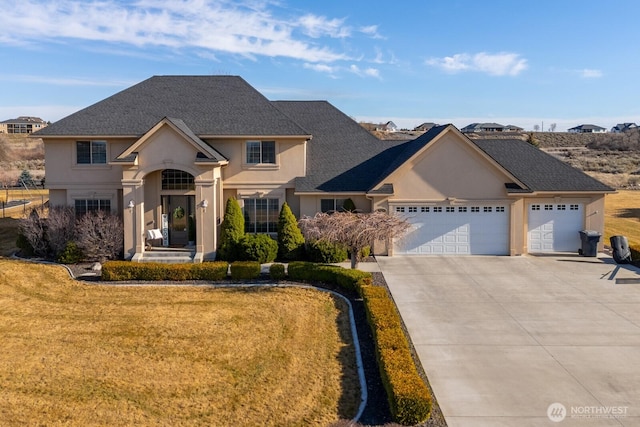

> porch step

[{"left": 139, "top": 249, "right": 195, "bottom": 264}]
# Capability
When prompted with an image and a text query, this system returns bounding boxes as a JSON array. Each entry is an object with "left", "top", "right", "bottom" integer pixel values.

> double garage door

[{"left": 394, "top": 204, "right": 509, "bottom": 255}]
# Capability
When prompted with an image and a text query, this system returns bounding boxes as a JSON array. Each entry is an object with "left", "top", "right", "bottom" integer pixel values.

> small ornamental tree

[
  {"left": 299, "top": 210, "right": 411, "bottom": 269},
  {"left": 217, "top": 197, "right": 244, "bottom": 261},
  {"left": 277, "top": 202, "right": 305, "bottom": 260}
]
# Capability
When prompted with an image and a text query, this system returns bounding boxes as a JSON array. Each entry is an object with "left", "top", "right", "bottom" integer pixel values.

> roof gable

[
  {"left": 370, "top": 125, "right": 523, "bottom": 192},
  {"left": 115, "top": 117, "right": 228, "bottom": 164},
  {"left": 35, "top": 75, "right": 311, "bottom": 137}
]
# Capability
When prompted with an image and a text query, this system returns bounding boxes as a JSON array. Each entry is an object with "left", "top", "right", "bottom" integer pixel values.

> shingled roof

[
  {"left": 35, "top": 76, "right": 310, "bottom": 137},
  {"left": 272, "top": 100, "right": 408, "bottom": 192},
  {"left": 472, "top": 138, "right": 614, "bottom": 193}
]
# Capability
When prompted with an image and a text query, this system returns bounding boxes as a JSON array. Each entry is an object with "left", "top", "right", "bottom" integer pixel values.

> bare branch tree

[
  {"left": 298, "top": 211, "right": 411, "bottom": 268},
  {"left": 76, "top": 211, "right": 123, "bottom": 262},
  {"left": 46, "top": 206, "right": 76, "bottom": 258}
]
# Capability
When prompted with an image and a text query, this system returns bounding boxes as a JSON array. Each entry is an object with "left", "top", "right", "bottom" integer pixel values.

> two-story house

[{"left": 35, "top": 76, "right": 614, "bottom": 262}]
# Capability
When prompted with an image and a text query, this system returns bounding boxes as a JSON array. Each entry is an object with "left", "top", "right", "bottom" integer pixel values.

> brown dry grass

[
  {"left": 605, "top": 190, "right": 640, "bottom": 246},
  {"left": 0, "top": 260, "right": 360, "bottom": 426}
]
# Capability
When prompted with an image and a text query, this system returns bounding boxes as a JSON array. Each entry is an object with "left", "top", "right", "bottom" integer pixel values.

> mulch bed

[{"left": 63, "top": 261, "right": 447, "bottom": 427}]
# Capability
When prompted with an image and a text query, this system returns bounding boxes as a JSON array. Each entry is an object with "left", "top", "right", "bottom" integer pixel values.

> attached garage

[
  {"left": 527, "top": 203, "right": 583, "bottom": 252},
  {"left": 394, "top": 203, "right": 509, "bottom": 255}
]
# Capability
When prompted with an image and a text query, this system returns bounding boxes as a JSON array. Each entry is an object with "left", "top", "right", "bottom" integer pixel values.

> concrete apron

[{"left": 377, "top": 254, "right": 640, "bottom": 427}]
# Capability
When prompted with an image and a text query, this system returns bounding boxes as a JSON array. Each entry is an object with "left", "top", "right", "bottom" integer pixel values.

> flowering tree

[{"left": 298, "top": 210, "right": 411, "bottom": 269}]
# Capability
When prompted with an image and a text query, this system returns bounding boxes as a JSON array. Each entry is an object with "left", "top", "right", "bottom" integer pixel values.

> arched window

[{"left": 162, "top": 169, "right": 194, "bottom": 190}]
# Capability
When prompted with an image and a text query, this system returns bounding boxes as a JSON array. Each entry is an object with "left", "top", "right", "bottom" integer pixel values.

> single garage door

[
  {"left": 394, "top": 204, "right": 509, "bottom": 255},
  {"left": 528, "top": 203, "right": 583, "bottom": 252}
]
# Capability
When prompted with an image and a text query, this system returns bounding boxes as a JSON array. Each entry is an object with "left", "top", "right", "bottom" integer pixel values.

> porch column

[
  {"left": 122, "top": 179, "right": 144, "bottom": 260},
  {"left": 194, "top": 177, "right": 217, "bottom": 262}
]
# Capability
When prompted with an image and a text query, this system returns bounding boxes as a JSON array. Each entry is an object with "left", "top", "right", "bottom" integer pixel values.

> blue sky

[{"left": 1, "top": 0, "right": 639, "bottom": 131}]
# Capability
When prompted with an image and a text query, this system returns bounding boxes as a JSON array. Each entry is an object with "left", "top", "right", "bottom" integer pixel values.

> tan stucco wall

[
  {"left": 387, "top": 132, "right": 514, "bottom": 201},
  {"left": 213, "top": 138, "right": 306, "bottom": 185}
]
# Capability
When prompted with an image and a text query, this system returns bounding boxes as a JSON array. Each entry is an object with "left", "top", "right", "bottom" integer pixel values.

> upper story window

[
  {"left": 77, "top": 140, "right": 107, "bottom": 164},
  {"left": 246, "top": 141, "right": 275, "bottom": 164}
]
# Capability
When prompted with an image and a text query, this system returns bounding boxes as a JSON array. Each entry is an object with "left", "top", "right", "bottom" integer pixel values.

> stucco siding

[{"left": 390, "top": 133, "right": 514, "bottom": 201}]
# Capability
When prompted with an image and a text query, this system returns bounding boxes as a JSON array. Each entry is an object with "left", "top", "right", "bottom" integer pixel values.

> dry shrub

[{"left": 76, "top": 211, "right": 123, "bottom": 262}]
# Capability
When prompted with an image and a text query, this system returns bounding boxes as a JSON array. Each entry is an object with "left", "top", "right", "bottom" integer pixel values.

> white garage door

[
  {"left": 528, "top": 203, "right": 583, "bottom": 252},
  {"left": 394, "top": 204, "right": 509, "bottom": 255}
]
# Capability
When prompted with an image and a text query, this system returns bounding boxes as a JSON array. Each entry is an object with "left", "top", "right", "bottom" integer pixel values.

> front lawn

[{"left": 0, "top": 260, "right": 360, "bottom": 426}]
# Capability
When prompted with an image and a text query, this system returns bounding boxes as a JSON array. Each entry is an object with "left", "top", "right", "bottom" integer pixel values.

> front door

[{"left": 162, "top": 195, "right": 195, "bottom": 246}]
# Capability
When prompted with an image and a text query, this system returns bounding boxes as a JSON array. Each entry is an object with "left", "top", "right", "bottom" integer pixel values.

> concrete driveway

[{"left": 376, "top": 254, "right": 640, "bottom": 426}]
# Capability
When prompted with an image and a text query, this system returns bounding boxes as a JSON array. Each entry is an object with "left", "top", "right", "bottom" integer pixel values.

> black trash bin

[
  {"left": 610, "top": 235, "right": 633, "bottom": 264},
  {"left": 578, "top": 230, "right": 601, "bottom": 257}
]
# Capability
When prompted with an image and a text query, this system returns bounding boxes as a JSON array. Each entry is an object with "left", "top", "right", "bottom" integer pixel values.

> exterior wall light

[
  {"left": 128, "top": 200, "right": 135, "bottom": 212},
  {"left": 201, "top": 199, "right": 208, "bottom": 212}
]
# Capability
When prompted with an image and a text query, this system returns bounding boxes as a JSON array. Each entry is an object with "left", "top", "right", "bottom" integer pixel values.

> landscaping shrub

[
  {"left": 19, "top": 209, "right": 48, "bottom": 257},
  {"left": 191, "top": 262, "right": 229, "bottom": 280},
  {"left": 217, "top": 198, "right": 244, "bottom": 261},
  {"left": 360, "top": 245, "right": 371, "bottom": 259},
  {"left": 46, "top": 206, "right": 77, "bottom": 259},
  {"left": 101, "top": 261, "right": 229, "bottom": 281},
  {"left": 335, "top": 268, "right": 371, "bottom": 293},
  {"left": 269, "top": 263, "right": 286, "bottom": 280},
  {"left": 57, "top": 241, "right": 84, "bottom": 264},
  {"left": 360, "top": 285, "right": 431, "bottom": 424},
  {"left": 75, "top": 211, "right": 123, "bottom": 262},
  {"left": 239, "top": 234, "right": 278, "bottom": 263},
  {"left": 286, "top": 261, "right": 314, "bottom": 281},
  {"left": 230, "top": 261, "right": 261, "bottom": 280},
  {"left": 277, "top": 202, "right": 305, "bottom": 260},
  {"left": 306, "top": 240, "right": 348, "bottom": 263},
  {"left": 15, "top": 232, "right": 35, "bottom": 257}
]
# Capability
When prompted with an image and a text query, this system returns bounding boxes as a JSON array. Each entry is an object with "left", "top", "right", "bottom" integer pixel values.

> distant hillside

[{"left": 0, "top": 134, "right": 44, "bottom": 186}]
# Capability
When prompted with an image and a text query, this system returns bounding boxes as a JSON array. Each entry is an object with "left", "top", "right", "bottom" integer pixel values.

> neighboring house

[
  {"left": 35, "top": 76, "right": 614, "bottom": 261},
  {"left": 376, "top": 121, "right": 398, "bottom": 132},
  {"left": 568, "top": 124, "right": 607, "bottom": 133},
  {"left": 503, "top": 124, "right": 524, "bottom": 132},
  {"left": 460, "top": 122, "right": 507, "bottom": 133},
  {"left": 413, "top": 122, "right": 440, "bottom": 132},
  {"left": 611, "top": 123, "right": 637, "bottom": 133},
  {"left": 0, "top": 116, "right": 48, "bottom": 134}
]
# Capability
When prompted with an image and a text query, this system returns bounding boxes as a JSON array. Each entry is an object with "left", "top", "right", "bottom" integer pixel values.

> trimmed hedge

[
  {"left": 101, "top": 261, "right": 228, "bottom": 281},
  {"left": 360, "top": 285, "right": 431, "bottom": 424},
  {"left": 269, "top": 263, "right": 286, "bottom": 280},
  {"left": 230, "top": 261, "right": 261, "bottom": 280},
  {"left": 288, "top": 261, "right": 431, "bottom": 423}
]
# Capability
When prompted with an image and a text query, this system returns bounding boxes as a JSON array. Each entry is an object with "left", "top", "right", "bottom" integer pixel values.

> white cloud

[
  {"left": 0, "top": 74, "right": 131, "bottom": 87},
  {"left": 298, "top": 14, "right": 350, "bottom": 38},
  {"left": 427, "top": 52, "right": 528, "bottom": 76},
  {"left": 349, "top": 64, "right": 381, "bottom": 79},
  {"left": 303, "top": 63, "right": 336, "bottom": 74},
  {"left": 580, "top": 68, "right": 603, "bottom": 78},
  {"left": 359, "top": 25, "right": 384, "bottom": 39},
  {"left": 0, "top": 0, "right": 358, "bottom": 63}
]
